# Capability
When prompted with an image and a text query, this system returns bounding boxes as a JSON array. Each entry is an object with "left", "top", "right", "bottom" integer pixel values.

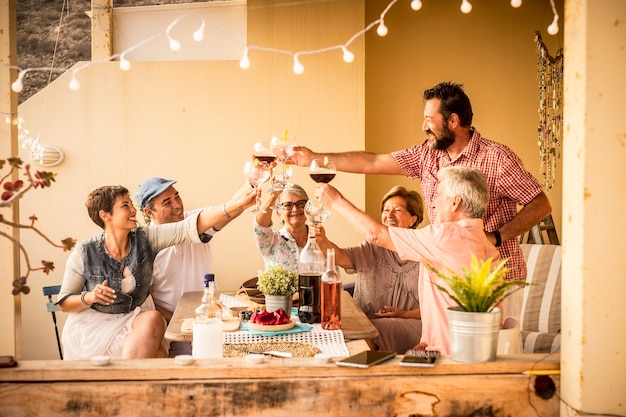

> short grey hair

[
  {"left": 437, "top": 166, "right": 489, "bottom": 219},
  {"left": 279, "top": 183, "right": 309, "bottom": 203}
]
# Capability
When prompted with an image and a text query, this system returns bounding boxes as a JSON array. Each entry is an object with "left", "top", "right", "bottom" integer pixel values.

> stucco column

[
  {"left": 562, "top": 0, "right": 626, "bottom": 415},
  {"left": 0, "top": 0, "right": 20, "bottom": 358}
]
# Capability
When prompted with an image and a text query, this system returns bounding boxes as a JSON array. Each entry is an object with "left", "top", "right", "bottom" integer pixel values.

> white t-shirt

[{"left": 151, "top": 208, "right": 217, "bottom": 314}]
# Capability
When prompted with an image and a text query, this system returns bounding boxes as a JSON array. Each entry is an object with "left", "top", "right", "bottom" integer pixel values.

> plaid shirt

[{"left": 391, "top": 128, "right": 544, "bottom": 280}]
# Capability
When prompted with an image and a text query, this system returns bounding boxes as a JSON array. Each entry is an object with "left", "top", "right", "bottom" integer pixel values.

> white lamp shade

[{"left": 30, "top": 144, "right": 65, "bottom": 167}]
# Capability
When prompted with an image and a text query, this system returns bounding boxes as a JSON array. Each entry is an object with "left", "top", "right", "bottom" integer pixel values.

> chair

[
  {"left": 518, "top": 244, "right": 562, "bottom": 353},
  {"left": 43, "top": 285, "right": 63, "bottom": 359},
  {"left": 518, "top": 214, "right": 560, "bottom": 245}
]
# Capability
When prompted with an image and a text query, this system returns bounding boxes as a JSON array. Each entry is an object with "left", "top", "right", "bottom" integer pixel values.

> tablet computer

[
  {"left": 335, "top": 351, "right": 396, "bottom": 368},
  {"left": 399, "top": 349, "right": 440, "bottom": 367}
]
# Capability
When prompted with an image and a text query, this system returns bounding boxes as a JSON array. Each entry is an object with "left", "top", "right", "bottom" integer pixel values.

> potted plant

[
  {"left": 425, "top": 255, "right": 529, "bottom": 363},
  {"left": 257, "top": 265, "right": 298, "bottom": 314}
]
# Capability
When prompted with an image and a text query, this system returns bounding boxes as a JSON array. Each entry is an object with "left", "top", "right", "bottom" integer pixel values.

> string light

[
  {"left": 461, "top": 0, "right": 473, "bottom": 14},
  {"left": 377, "top": 19, "right": 389, "bottom": 37},
  {"left": 341, "top": 46, "right": 355, "bottom": 63},
  {"left": 4, "top": 0, "right": 561, "bottom": 94},
  {"left": 293, "top": 54, "right": 304, "bottom": 75},
  {"left": 547, "top": 15, "right": 559, "bottom": 35},
  {"left": 239, "top": 47, "right": 251, "bottom": 70},
  {"left": 119, "top": 55, "right": 131, "bottom": 71},
  {"left": 410, "top": 0, "right": 423, "bottom": 11}
]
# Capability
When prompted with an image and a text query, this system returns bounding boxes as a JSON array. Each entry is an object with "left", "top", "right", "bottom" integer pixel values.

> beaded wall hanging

[{"left": 536, "top": 32, "right": 564, "bottom": 192}]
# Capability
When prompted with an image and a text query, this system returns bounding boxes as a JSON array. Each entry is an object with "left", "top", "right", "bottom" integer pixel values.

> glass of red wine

[{"left": 305, "top": 157, "right": 336, "bottom": 225}]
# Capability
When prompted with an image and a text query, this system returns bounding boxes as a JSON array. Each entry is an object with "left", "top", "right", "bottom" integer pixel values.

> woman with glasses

[{"left": 254, "top": 183, "right": 310, "bottom": 271}]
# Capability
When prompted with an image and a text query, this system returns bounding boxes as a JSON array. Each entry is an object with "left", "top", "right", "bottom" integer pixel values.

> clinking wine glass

[
  {"left": 269, "top": 130, "right": 297, "bottom": 191},
  {"left": 244, "top": 159, "right": 271, "bottom": 213},
  {"left": 305, "top": 157, "right": 336, "bottom": 225}
]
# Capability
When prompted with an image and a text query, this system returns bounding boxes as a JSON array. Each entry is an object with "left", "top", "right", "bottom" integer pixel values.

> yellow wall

[
  {"left": 364, "top": 0, "right": 563, "bottom": 235},
  {"left": 9, "top": 0, "right": 365, "bottom": 360},
  {"left": 7, "top": 0, "right": 563, "bottom": 359}
]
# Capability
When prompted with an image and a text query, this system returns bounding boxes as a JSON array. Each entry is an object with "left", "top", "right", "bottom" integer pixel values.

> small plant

[
  {"left": 1, "top": 157, "right": 76, "bottom": 295},
  {"left": 257, "top": 265, "right": 298, "bottom": 296},
  {"left": 425, "top": 255, "right": 529, "bottom": 313}
]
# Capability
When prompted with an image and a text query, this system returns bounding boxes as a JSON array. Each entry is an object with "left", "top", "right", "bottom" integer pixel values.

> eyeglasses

[{"left": 279, "top": 200, "right": 307, "bottom": 210}]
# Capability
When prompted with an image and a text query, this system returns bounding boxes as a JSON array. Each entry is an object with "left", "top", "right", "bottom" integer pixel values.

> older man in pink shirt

[{"left": 316, "top": 166, "right": 500, "bottom": 354}]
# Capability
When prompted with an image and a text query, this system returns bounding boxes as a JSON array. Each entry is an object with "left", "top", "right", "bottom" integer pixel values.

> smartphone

[
  {"left": 399, "top": 349, "right": 440, "bottom": 368},
  {"left": 0, "top": 355, "right": 17, "bottom": 368},
  {"left": 335, "top": 351, "right": 396, "bottom": 368}
]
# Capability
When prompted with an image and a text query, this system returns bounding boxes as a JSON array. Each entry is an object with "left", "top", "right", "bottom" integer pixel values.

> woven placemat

[{"left": 224, "top": 342, "right": 320, "bottom": 357}]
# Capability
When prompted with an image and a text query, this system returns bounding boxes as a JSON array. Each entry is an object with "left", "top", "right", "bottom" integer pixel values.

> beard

[{"left": 427, "top": 124, "right": 455, "bottom": 150}]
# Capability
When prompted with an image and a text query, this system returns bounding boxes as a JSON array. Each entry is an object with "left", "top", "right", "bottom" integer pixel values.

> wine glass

[
  {"left": 269, "top": 130, "right": 297, "bottom": 190},
  {"left": 244, "top": 159, "right": 271, "bottom": 213},
  {"left": 305, "top": 157, "right": 336, "bottom": 225},
  {"left": 309, "top": 157, "right": 336, "bottom": 184}
]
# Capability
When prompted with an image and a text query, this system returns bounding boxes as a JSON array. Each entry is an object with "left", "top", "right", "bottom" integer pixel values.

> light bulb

[
  {"left": 168, "top": 37, "right": 181, "bottom": 52},
  {"left": 410, "top": 0, "right": 422, "bottom": 11},
  {"left": 293, "top": 55, "right": 304, "bottom": 75},
  {"left": 69, "top": 76, "right": 80, "bottom": 91},
  {"left": 11, "top": 78, "right": 23, "bottom": 93},
  {"left": 193, "top": 23, "right": 205, "bottom": 42},
  {"left": 377, "top": 21, "right": 388, "bottom": 37},
  {"left": 341, "top": 46, "right": 355, "bottom": 63},
  {"left": 510, "top": 0, "right": 522, "bottom": 8},
  {"left": 119, "top": 56, "right": 131, "bottom": 71},
  {"left": 461, "top": 0, "right": 472, "bottom": 14},
  {"left": 547, "top": 15, "right": 559, "bottom": 35},
  {"left": 239, "top": 48, "right": 251, "bottom": 70}
]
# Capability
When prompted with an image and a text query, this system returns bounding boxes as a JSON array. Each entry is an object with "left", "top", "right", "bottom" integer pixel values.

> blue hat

[{"left": 135, "top": 177, "right": 177, "bottom": 210}]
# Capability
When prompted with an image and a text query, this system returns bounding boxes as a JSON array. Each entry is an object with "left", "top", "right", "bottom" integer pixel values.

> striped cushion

[{"left": 519, "top": 244, "right": 561, "bottom": 353}]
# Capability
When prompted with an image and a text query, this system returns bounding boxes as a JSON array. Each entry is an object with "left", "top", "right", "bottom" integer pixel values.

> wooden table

[
  {"left": 0, "top": 354, "right": 561, "bottom": 416},
  {"left": 165, "top": 290, "right": 379, "bottom": 342}
]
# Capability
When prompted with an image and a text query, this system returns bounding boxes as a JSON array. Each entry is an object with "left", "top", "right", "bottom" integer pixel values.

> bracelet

[
  {"left": 80, "top": 291, "right": 92, "bottom": 307},
  {"left": 222, "top": 203, "right": 232, "bottom": 219},
  {"left": 493, "top": 230, "right": 502, "bottom": 247}
]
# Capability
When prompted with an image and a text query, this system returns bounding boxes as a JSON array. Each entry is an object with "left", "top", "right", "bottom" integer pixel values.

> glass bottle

[
  {"left": 192, "top": 274, "right": 223, "bottom": 358},
  {"left": 321, "top": 248, "right": 342, "bottom": 330},
  {"left": 297, "top": 233, "right": 325, "bottom": 323}
]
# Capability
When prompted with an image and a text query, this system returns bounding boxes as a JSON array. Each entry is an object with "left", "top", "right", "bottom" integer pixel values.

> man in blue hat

[{"left": 135, "top": 177, "right": 255, "bottom": 355}]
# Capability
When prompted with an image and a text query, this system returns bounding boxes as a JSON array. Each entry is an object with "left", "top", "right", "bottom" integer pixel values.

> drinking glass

[
  {"left": 305, "top": 157, "right": 336, "bottom": 225},
  {"left": 244, "top": 159, "right": 271, "bottom": 213},
  {"left": 269, "top": 130, "right": 297, "bottom": 190},
  {"left": 309, "top": 157, "right": 336, "bottom": 184}
]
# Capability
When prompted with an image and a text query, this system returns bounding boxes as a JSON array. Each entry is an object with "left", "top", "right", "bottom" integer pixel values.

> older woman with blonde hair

[{"left": 314, "top": 185, "right": 424, "bottom": 353}]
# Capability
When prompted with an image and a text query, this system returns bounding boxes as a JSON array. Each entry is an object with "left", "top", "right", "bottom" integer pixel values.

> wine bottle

[
  {"left": 298, "top": 234, "right": 324, "bottom": 323},
  {"left": 321, "top": 248, "right": 342, "bottom": 330}
]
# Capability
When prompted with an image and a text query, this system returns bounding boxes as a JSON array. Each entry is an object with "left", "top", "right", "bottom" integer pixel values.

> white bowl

[
  {"left": 91, "top": 355, "right": 111, "bottom": 366},
  {"left": 245, "top": 353, "right": 265, "bottom": 364},
  {"left": 174, "top": 354, "right": 195, "bottom": 366}
]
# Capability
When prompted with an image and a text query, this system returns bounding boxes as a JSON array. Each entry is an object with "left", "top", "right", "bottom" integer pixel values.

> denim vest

[{"left": 82, "top": 229, "right": 155, "bottom": 314}]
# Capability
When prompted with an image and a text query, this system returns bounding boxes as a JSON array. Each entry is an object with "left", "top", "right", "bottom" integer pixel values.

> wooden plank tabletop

[
  {"left": 0, "top": 354, "right": 560, "bottom": 416},
  {"left": 165, "top": 290, "right": 378, "bottom": 342}
]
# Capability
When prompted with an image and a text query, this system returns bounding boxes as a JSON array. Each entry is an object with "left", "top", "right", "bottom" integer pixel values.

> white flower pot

[
  {"left": 447, "top": 306, "right": 501, "bottom": 363},
  {"left": 264, "top": 294, "right": 293, "bottom": 314}
]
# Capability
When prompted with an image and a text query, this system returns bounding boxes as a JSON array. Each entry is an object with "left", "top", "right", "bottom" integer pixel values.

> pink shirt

[
  {"left": 389, "top": 219, "right": 500, "bottom": 354},
  {"left": 392, "top": 129, "right": 543, "bottom": 280}
]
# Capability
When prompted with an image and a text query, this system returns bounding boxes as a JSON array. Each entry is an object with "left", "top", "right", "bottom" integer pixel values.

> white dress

[{"left": 62, "top": 275, "right": 157, "bottom": 360}]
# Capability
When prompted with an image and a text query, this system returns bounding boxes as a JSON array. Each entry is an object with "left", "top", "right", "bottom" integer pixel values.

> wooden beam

[{"left": 0, "top": 354, "right": 560, "bottom": 416}]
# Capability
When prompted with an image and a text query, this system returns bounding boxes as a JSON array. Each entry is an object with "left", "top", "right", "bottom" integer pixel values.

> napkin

[{"left": 243, "top": 322, "right": 313, "bottom": 336}]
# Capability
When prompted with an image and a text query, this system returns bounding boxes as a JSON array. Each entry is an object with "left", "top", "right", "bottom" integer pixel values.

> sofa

[{"left": 518, "top": 243, "right": 562, "bottom": 353}]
